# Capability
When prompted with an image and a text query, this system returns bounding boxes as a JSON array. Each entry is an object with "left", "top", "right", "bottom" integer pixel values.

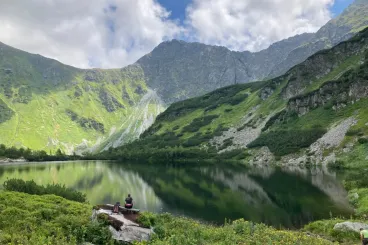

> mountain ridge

[
  {"left": 136, "top": 0, "right": 368, "bottom": 103},
  {"left": 106, "top": 27, "right": 368, "bottom": 165},
  {"left": 0, "top": 0, "right": 368, "bottom": 153}
]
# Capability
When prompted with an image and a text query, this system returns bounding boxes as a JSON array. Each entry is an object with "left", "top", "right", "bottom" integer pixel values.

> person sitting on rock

[
  {"left": 125, "top": 194, "right": 133, "bottom": 209},
  {"left": 360, "top": 228, "right": 368, "bottom": 245},
  {"left": 112, "top": 202, "right": 120, "bottom": 214}
]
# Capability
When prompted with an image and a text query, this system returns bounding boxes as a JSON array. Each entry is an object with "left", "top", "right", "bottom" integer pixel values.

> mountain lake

[{"left": 0, "top": 160, "right": 354, "bottom": 229}]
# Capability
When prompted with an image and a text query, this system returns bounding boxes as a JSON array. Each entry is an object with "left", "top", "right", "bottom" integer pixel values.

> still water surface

[{"left": 0, "top": 161, "right": 353, "bottom": 228}]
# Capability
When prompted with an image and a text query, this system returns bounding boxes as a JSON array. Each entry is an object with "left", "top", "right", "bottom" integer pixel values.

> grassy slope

[
  {"left": 0, "top": 190, "right": 334, "bottom": 245},
  {"left": 0, "top": 191, "right": 92, "bottom": 244},
  {"left": 133, "top": 27, "right": 368, "bottom": 161},
  {"left": 0, "top": 43, "right": 164, "bottom": 153},
  {"left": 136, "top": 212, "right": 334, "bottom": 245}
]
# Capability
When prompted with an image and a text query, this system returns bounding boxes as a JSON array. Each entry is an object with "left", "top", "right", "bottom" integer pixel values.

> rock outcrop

[
  {"left": 92, "top": 207, "right": 153, "bottom": 244},
  {"left": 333, "top": 222, "right": 368, "bottom": 233}
]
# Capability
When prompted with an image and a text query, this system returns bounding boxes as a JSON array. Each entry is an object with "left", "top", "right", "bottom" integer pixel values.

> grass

[
  {"left": 0, "top": 187, "right": 336, "bottom": 245},
  {"left": 0, "top": 191, "right": 115, "bottom": 245},
  {"left": 0, "top": 60, "right": 163, "bottom": 153},
  {"left": 135, "top": 213, "right": 334, "bottom": 245}
]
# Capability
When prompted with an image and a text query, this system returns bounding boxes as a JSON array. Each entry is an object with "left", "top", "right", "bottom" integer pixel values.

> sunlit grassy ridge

[{"left": 0, "top": 42, "right": 165, "bottom": 153}]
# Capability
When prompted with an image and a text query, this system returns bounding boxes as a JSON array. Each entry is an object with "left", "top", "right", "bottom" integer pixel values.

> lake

[{"left": 0, "top": 160, "right": 353, "bottom": 228}]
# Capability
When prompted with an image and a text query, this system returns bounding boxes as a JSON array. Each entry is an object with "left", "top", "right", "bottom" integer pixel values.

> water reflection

[{"left": 0, "top": 161, "right": 353, "bottom": 228}]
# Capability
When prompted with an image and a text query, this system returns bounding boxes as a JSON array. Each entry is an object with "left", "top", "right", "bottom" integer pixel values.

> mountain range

[
  {"left": 0, "top": 0, "right": 367, "bottom": 154},
  {"left": 118, "top": 26, "right": 368, "bottom": 165}
]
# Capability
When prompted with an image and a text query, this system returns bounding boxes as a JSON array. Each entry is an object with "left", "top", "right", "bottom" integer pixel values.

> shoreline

[{"left": 0, "top": 158, "right": 109, "bottom": 166}]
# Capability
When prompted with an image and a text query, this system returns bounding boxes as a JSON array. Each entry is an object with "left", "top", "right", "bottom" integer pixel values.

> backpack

[{"left": 113, "top": 203, "right": 120, "bottom": 213}]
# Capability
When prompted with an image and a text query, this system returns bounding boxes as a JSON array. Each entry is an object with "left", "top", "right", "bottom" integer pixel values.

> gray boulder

[
  {"left": 92, "top": 208, "right": 153, "bottom": 244},
  {"left": 333, "top": 222, "right": 368, "bottom": 233},
  {"left": 109, "top": 225, "right": 153, "bottom": 243}
]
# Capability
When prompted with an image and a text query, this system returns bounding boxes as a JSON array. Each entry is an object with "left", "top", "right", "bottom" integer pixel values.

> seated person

[
  {"left": 125, "top": 194, "right": 133, "bottom": 209},
  {"left": 112, "top": 202, "right": 120, "bottom": 214}
]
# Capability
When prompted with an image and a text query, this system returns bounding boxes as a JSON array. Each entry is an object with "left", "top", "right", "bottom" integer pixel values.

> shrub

[
  {"left": 248, "top": 129, "right": 326, "bottom": 156},
  {"left": 346, "top": 128, "right": 363, "bottom": 136},
  {"left": 3, "top": 179, "right": 87, "bottom": 203},
  {"left": 134, "top": 213, "right": 334, "bottom": 245},
  {"left": 182, "top": 115, "right": 219, "bottom": 133},
  {"left": 84, "top": 221, "right": 113, "bottom": 245},
  {"left": 218, "top": 137, "right": 234, "bottom": 151},
  {"left": 358, "top": 137, "right": 368, "bottom": 144},
  {"left": 137, "top": 212, "right": 156, "bottom": 228},
  {"left": 327, "top": 160, "right": 347, "bottom": 170},
  {"left": 0, "top": 191, "right": 94, "bottom": 245}
]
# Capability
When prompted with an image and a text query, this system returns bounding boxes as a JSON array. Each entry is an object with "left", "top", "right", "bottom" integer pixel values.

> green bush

[
  {"left": 3, "top": 179, "right": 87, "bottom": 203},
  {"left": 248, "top": 129, "right": 326, "bottom": 156},
  {"left": 327, "top": 160, "right": 347, "bottom": 170},
  {"left": 218, "top": 137, "right": 233, "bottom": 151},
  {"left": 358, "top": 137, "right": 368, "bottom": 144},
  {"left": 0, "top": 191, "right": 90, "bottom": 245},
  {"left": 137, "top": 212, "right": 156, "bottom": 228},
  {"left": 84, "top": 221, "right": 113, "bottom": 244},
  {"left": 134, "top": 214, "right": 334, "bottom": 245},
  {"left": 182, "top": 115, "right": 219, "bottom": 133},
  {"left": 346, "top": 129, "right": 363, "bottom": 136}
]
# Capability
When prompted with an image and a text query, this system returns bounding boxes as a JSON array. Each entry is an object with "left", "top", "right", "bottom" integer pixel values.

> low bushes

[
  {"left": 358, "top": 137, "right": 368, "bottom": 144},
  {"left": 137, "top": 212, "right": 156, "bottom": 228},
  {"left": 3, "top": 178, "right": 87, "bottom": 203},
  {"left": 134, "top": 213, "right": 333, "bottom": 245},
  {"left": 248, "top": 129, "right": 326, "bottom": 156},
  {"left": 303, "top": 219, "right": 358, "bottom": 243},
  {"left": 182, "top": 115, "right": 219, "bottom": 133},
  {"left": 0, "top": 191, "right": 114, "bottom": 245}
]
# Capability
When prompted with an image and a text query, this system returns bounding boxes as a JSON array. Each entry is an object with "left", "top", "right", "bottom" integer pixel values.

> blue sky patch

[
  {"left": 331, "top": 0, "right": 354, "bottom": 16},
  {"left": 157, "top": 0, "right": 192, "bottom": 23}
]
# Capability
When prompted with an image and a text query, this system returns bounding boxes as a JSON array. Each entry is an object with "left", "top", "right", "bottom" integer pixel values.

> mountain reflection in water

[{"left": 0, "top": 161, "right": 353, "bottom": 228}]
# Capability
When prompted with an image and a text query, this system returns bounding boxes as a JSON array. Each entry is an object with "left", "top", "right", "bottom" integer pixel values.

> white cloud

[
  {"left": 186, "top": 0, "right": 335, "bottom": 51},
  {"left": 0, "top": 0, "right": 338, "bottom": 68},
  {"left": 0, "top": 0, "right": 182, "bottom": 68}
]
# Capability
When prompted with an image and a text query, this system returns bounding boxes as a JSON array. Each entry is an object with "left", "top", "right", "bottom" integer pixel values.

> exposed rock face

[
  {"left": 136, "top": 0, "right": 368, "bottom": 103},
  {"left": 92, "top": 208, "right": 153, "bottom": 244},
  {"left": 282, "top": 37, "right": 368, "bottom": 100},
  {"left": 65, "top": 110, "right": 105, "bottom": 133},
  {"left": 287, "top": 79, "right": 368, "bottom": 117},
  {"left": 309, "top": 118, "right": 357, "bottom": 163},
  {"left": 333, "top": 222, "right": 368, "bottom": 233},
  {"left": 99, "top": 88, "right": 125, "bottom": 112},
  {"left": 109, "top": 225, "right": 153, "bottom": 243}
]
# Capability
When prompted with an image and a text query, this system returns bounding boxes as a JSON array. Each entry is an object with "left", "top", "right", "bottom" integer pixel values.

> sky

[{"left": 0, "top": 0, "right": 357, "bottom": 69}]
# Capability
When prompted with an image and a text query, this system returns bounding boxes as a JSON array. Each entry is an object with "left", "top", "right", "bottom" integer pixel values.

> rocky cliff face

[
  {"left": 136, "top": 0, "right": 368, "bottom": 103},
  {"left": 288, "top": 69, "right": 368, "bottom": 116}
]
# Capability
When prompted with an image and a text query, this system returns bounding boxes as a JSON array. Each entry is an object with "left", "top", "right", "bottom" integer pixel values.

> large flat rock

[{"left": 92, "top": 208, "right": 153, "bottom": 244}]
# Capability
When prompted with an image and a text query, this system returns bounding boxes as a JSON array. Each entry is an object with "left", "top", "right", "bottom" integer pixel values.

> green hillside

[
  {"left": 0, "top": 42, "right": 165, "bottom": 154},
  {"left": 107, "top": 27, "right": 368, "bottom": 165}
]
